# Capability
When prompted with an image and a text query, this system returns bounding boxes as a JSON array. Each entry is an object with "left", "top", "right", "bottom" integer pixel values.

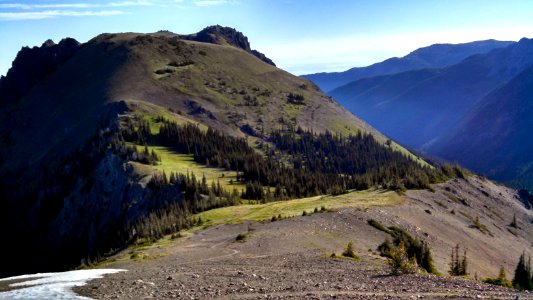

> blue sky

[{"left": 1, "top": 0, "right": 533, "bottom": 76}]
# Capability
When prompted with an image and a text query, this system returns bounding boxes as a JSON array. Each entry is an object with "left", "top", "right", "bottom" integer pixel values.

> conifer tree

[
  {"left": 420, "top": 241, "right": 436, "bottom": 274},
  {"left": 449, "top": 244, "right": 468, "bottom": 276},
  {"left": 513, "top": 252, "right": 532, "bottom": 290}
]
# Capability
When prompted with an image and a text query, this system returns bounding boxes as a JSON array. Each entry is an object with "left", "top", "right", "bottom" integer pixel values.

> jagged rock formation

[
  {"left": 180, "top": 25, "right": 276, "bottom": 66},
  {"left": 0, "top": 38, "right": 79, "bottom": 105}
]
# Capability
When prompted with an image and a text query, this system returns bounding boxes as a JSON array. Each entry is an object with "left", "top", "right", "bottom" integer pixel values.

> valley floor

[{"left": 75, "top": 178, "right": 533, "bottom": 299}]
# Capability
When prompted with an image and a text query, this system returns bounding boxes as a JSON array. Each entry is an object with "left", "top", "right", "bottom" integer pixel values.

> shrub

[
  {"left": 472, "top": 216, "right": 492, "bottom": 235},
  {"left": 367, "top": 219, "right": 389, "bottom": 233},
  {"left": 388, "top": 241, "right": 418, "bottom": 275},
  {"left": 287, "top": 93, "right": 305, "bottom": 105},
  {"left": 378, "top": 226, "right": 437, "bottom": 274},
  {"left": 483, "top": 267, "right": 512, "bottom": 288},
  {"left": 342, "top": 241, "right": 358, "bottom": 259},
  {"left": 154, "top": 68, "right": 175, "bottom": 75},
  {"left": 236, "top": 233, "right": 248, "bottom": 242}
]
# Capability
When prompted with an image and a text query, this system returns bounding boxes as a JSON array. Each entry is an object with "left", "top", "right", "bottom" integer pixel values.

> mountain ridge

[
  {"left": 303, "top": 39, "right": 513, "bottom": 92},
  {"left": 329, "top": 37, "right": 533, "bottom": 150},
  {"left": 0, "top": 26, "right": 425, "bottom": 277}
]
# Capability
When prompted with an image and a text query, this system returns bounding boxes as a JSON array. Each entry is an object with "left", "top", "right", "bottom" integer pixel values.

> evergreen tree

[
  {"left": 449, "top": 244, "right": 468, "bottom": 276},
  {"left": 420, "top": 241, "right": 436, "bottom": 274},
  {"left": 513, "top": 252, "right": 533, "bottom": 290},
  {"left": 342, "top": 241, "right": 357, "bottom": 259}
]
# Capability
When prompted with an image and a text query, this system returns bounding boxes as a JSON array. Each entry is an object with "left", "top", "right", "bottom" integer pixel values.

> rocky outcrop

[
  {"left": 0, "top": 37, "right": 79, "bottom": 105},
  {"left": 181, "top": 25, "right": 276, "bottom": 66}
]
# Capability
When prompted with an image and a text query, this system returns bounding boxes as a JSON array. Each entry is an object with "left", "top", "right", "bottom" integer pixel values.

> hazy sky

[{"left": 1, "top": 0, "right": 533, "bottom": 76}]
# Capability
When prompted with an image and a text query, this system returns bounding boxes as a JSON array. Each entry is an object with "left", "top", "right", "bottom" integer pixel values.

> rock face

[
  {"left": 0, "top": 38, "right": 79, "bottom": 105},
  {"left": 181, "top": 25, "right": 276, "bottom": 66}
]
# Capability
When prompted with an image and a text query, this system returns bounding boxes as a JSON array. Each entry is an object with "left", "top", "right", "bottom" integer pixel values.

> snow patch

[{"left": 0, "top": 269, "right": 125, "bottom": 299}]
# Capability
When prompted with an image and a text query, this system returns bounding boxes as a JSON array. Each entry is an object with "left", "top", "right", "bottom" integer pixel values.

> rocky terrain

[{"left": 74, "top": 177, "right": 533, "bottom": 299}]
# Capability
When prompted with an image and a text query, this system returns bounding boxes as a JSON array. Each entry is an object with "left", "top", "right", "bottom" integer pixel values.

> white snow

[{"left": 0, "top": 269, "right": 125, "bottom": 300}]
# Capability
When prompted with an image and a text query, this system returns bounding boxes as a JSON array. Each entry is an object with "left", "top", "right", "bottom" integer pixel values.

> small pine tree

[
  {"left": 342, "top": 241, "right": 357, "bottom": 259},
  {"left": 420, "top": 242, "right": 437, "bottom": 274},
  {"left": 461, "top": 248, "right": 468, "bottom": 276},
  {"left": 449, "top": 244, "right": 468, "bottom": 276},
  {"left": 499, "top": 266, "right": 506, "bottom": 280},
  {"left": 388, "top": 241, "right": 417, "bottom": 275}
]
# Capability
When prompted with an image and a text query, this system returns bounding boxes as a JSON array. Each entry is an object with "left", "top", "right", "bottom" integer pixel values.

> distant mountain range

[
  {"left": 302, "top": 40, "right": 513, "bottom": 92},
  {"left": 307, "top": 38, "right": 533, "bottom": 190}
]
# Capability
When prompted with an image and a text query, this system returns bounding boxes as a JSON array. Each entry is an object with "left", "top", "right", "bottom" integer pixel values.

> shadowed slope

[{"left": 431, "top": 66, "right": 533, "bottom": 189}]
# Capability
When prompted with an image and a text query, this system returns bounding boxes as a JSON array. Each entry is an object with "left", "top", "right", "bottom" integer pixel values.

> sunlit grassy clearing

[
  {"left": 196, "top": 189, "right": 403, "bottom": 226},
  {"left": 131, "top": 144, "right": 246, "bottom": 192}
]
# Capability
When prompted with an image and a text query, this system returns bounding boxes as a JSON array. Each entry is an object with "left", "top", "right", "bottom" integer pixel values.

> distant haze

[{"left": 264, "top": 29, "right": 531, "bottom": 75}]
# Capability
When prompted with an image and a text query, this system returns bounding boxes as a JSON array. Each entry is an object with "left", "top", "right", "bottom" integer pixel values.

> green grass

[
  {"left": 196, "top": 189, "right": 403, "bottom": 226},
  {"left": 129, "top": 144, "right": 246, "bottom": 192},
  {"left": 389, "top": 141, "right": 431, "bottom": 168}
]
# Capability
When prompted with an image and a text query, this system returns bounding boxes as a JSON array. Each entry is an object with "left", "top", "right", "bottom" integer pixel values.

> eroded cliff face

[{"left": 2, "top": 117, "right": 185, "bottom": 276}]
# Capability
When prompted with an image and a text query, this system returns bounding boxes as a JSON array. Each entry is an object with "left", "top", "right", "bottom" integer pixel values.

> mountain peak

[
  {"left": 42, "top": 39, "right": 56, "bottom": 47},
  {"left": 196, "top": 25, "right": 252, "bottom": 51},
  {"left": 181, "top": 25, "right": 275, "bottom": 66}
]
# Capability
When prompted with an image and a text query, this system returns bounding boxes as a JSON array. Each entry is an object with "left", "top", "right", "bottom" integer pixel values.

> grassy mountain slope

[
  {"left": 303, "top": 40, "right": 512, "bottom": 92},
  {"left": 0, "top": 27, "right": 426, "bottom": 277},
  {"left": 0, "top": 30, "right": 385, "bottom": 175},
  {"left": 329, "top": 38, "right": 533, "bottom": 150}
]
